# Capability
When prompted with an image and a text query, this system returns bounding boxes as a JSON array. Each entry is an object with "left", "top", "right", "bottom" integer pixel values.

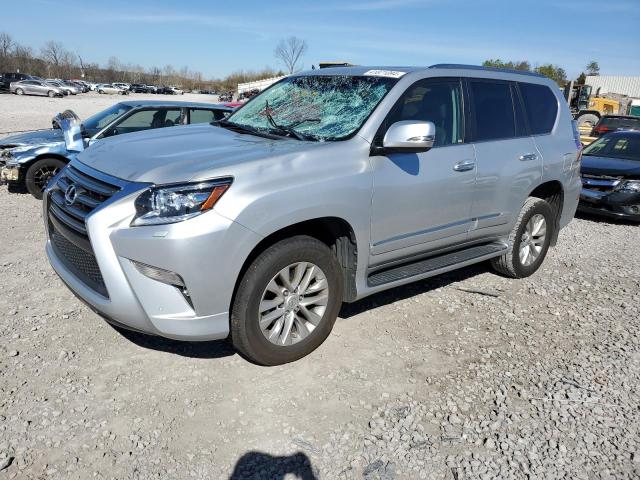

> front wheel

[
  {"left": 491, "top": 197, "right": 554, "bottom": 278},
  {"left": 231, "top": 236, "right": 344, "bottom": 365},
  {"left": 48, "top": 90, "right": 55, "bottom": 98},
  {"left": 25, "top": 157, "right": 66, "bottom": 199}
]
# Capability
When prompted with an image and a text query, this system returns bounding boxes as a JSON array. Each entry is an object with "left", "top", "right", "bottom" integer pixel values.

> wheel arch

[
  {"left": 528, "top": 180, "right": 564, "bottom": 246},
  {"left": 231, "top": 216, "right": 359, "bottom": 312},
  {"left": 16, "top": 153, "right": 69, "bottom": 186}
]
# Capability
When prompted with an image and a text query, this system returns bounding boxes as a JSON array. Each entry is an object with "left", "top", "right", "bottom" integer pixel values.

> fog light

[{"left": 131, "top": 260, "right": 185, "bottom": 288}]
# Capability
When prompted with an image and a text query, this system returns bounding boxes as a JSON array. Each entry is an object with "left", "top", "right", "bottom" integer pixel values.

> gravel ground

[{"left": 0, "top": 93, "right": 639, "bottom": 479}]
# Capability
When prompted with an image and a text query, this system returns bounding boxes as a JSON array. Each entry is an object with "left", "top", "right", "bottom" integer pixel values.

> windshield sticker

[{"left": 363, "top": 69, "right": 406, "bottom": 79}]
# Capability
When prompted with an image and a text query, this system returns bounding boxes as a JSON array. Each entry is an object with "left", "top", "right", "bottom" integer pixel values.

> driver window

[{"left": 387, "top": 80, "right": 464, "bottom": 147}]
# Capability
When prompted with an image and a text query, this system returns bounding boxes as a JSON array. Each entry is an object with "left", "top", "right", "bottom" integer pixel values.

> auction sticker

[{"left": 363, "top": 69, "right": 406, "bottom": 79}]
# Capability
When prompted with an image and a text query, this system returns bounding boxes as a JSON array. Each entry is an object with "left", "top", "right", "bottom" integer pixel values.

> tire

[
  {"left": 15, "top": 88, "right": 23, "bottom": 95},
  {"left": 47, "top": 90, "right": 55, "bottom": 98},
  {"left": 98, "top": 90, "right": 104, "bottom": 94},
  {"left": 491, "top": 197, "right": 554, "bottom": 278},
  {"left": 577, "top": 113, "right": 599, "bottom": 129},
  {"left": 231, "top": 235, "right": 344, "bottom": 365},
  {"left": 25, "top": 157, "right": 66, "bottom": 200}
]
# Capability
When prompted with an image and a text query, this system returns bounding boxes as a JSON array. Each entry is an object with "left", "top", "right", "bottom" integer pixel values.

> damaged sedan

[
  {"left": 579, "top": 130, "right": 640, "bottom": 221},
  {"left": 0, "top": 101, "right": 233, "bottom": 199}
]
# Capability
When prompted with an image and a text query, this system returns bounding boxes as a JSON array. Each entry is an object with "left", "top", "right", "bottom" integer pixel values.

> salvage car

[
  {"left": 96, "top": 84, "right": 128, "bottom": 95},
  {"left": 578, "top": 130, "right": 640, "bottom": 221},
  {"left": 1, "top": 101, "right": 233, "bottom": 198},
  {"left": 42, "top": 65, "right": 581, "bottom": 365},
  {"left": 11, "top": 79, "right": 64, "bottom": 97}
]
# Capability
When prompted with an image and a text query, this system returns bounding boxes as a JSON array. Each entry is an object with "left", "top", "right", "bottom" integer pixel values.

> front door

[{"left": 369, "top": 78, "right": 476, "bottom": 260}]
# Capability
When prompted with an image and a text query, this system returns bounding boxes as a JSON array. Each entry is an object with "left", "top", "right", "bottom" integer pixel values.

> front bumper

[
  {"left": 578, "top": 188, "right": 640, "bottom": 222},
  {"left": 44, "top": 172, "right": 262, "bottom": 341}
]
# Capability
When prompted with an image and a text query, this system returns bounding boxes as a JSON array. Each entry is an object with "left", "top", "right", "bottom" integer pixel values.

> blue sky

[{"left": 3, "top": 0, "right": 639, "bottom": 79}]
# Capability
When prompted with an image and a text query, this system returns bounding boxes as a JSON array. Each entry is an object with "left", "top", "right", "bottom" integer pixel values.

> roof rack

[{"left": 428, "top": 64, "right": 546, "bottom": 78}]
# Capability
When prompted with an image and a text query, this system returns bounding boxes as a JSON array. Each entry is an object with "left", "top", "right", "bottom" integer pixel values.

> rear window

[
  {"left": 519, "top": 83, "right": 558, "bottom": 135},
  {"left": 599, "top": 117, "right": 640, "bottom": 129},
  {"left": 470, "top": 81, "right": 516, "bottom": 141}
]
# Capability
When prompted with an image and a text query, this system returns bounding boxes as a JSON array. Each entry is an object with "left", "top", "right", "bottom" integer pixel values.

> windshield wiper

[
  {"left": 214, "top": 118, "right": 280, "bottom": 139},
  {"left": 264, "top": 101, "right": 317, "bottom": 141}
]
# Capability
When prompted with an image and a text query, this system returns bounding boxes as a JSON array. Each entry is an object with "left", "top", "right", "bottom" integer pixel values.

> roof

[
  {"left": 295, "top": 64, "right": 549, "bottom": 80},
  {"left": 119, "top": 100, "right": 233, "bottom": 110}
]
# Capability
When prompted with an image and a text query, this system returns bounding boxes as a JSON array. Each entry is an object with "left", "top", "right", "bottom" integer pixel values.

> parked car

[
  {"left": 157, "top": 86, "right": 184, "bottom": 95},
  {"left": 1, "top": 101, "right": 233, "bottom": 198},
  {"left": 1, "top": 72, "right": 36, "bottom": 91},
  {"left": 578, "top": 130, "right": 640, "bottom": 221},
  {"left": 42, "top": 65, "right": 580, "bottom": 365},
  {"left": 590, "top": 115, "right": 640, "bottom": 138},
  {"left": 130, "top": 83, "right": 150, "bottom": 93},
  {"left": 46, "top": 80, "right": 77, "bottom": 95},
  {"left": 10, "top": 79, "right": 64, "bottom": 97},
  {"left": 113, "top": 82, "right": 130, "bottom": 91},
  {"left": 96, "top": 83, "right": 128, "bottom": 95}
]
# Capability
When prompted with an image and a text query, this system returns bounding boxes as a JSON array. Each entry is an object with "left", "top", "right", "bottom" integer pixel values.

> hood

[
  {"left": 76, "top": 123, "right": 327, "bottom": 184},
  {"left": 0, "top": 129, "right": 64, "bottom": 148},
  {"left": 581, "top": 155, "right": 640, "bottom": 178}
]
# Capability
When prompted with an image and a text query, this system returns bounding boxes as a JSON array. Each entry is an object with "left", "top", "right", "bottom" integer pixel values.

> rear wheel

[
  {"left": 25, "top": 157, "right": 66, "bottom": 199},
  {"left": 231, "top": 236, "right": 343, "bottom": 365},
  {"left": 491, "top": 197, "right": 554, "bottom": 278},
  {"left": 15, "top": 88, "right": 23, "bottom": 95}
]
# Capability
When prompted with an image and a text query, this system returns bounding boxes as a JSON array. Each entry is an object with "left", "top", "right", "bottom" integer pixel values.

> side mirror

[{"left": 381, "top": 120, "right": 435, "bottom": 153}]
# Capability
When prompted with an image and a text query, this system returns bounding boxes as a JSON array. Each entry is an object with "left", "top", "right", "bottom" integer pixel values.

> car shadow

[
  {"left": 340, "top": 261, "right": 489, "bottom": 319},
  {"left": 109, "top": 324, "right": 235, "bottom": 359},
  {"left": 229, "top": 451, "right": 317, "bottom": 480}
]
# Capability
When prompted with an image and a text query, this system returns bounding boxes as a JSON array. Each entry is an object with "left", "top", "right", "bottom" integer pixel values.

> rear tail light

[{"left": 592, "top": 126, "right": 610, "bottom": 135}]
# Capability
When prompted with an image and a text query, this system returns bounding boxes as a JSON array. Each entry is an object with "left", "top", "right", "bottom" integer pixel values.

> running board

[{"left": 367, "top": 242, "right": 508, "bottom": 287}]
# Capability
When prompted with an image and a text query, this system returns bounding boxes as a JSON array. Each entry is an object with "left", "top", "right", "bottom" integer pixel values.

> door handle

[
  {"left": 453, "top": 159, "right": 475, "bottom": 172},
  {"left": 519, "top": 153, "right": 538, "bottom": 161}
]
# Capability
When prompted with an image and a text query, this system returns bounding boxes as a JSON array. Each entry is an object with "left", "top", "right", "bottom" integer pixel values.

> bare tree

[
  {"left": 0, "top": 32, "right": 14, "bottom": 58},
  {"left": 274, "top": 36, "right": 307, "bottom": 74}
]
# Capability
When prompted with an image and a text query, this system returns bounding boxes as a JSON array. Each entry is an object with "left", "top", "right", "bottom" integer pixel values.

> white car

[
  {"left": 113, "top": 82, "right": 130, "bottom": 91},
  {"left": 96, "top": 84, "right": 129, "bottom": 95}
]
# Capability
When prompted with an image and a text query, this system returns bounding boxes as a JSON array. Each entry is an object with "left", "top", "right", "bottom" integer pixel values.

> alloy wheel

[
  {"left": 34, "top": 165, "right": 60, "bottom": 191},
  {"left": 519, "top": 214, "right": 546, "bottom": 266},
  {"left": 258, "top": 262, "right": 329, "bottom": 346}
]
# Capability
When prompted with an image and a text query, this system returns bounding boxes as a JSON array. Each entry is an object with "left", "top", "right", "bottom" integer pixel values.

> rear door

[{"left": 466, "top": 78, "right": 541, "bottom": 241}]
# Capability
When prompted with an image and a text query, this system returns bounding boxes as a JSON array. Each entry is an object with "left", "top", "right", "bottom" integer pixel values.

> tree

[
  {"left": 0, "top": 32, "right": 14, "bottom": 58},
  {"left": 586, "top": 60, "right": 600, "bottom": 76},
  {"left": 482, "top": 59, "right": 531, "bottom": 71},
  {"left": 274, "top": 36, "right": 307, "bottom": 74},
  {"left": 576, "top": 72, "right": 586, "bottom": 85},
  {"left": 534, "top": 64, "right": 567, "bottom": 85}
]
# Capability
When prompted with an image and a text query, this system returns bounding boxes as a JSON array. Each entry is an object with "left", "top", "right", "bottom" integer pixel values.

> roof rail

[{"left": 428, "top": 64, "right": 546, "bottom": 78}]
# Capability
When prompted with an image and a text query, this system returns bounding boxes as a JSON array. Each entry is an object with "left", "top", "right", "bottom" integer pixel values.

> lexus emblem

[{"left": 64, "top": 184, "right": 79, "bottom": 206}]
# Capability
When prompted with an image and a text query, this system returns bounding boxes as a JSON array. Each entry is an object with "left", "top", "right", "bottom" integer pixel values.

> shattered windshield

[
  {"left": 82, "top": 104, "right": 132, "bottom": 137},
  {"left": 225, "top": 75, "right": 397, "bottom": 141}
]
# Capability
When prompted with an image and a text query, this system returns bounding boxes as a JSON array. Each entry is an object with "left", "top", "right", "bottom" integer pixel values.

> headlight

[
  {"left": 615, "top": 180, "right": 640, "bottom": 193},
  {"left": 132, "top": 178, "right": 232, "bottom": 226}
]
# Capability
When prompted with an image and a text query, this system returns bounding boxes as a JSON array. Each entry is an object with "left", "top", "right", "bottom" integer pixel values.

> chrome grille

[
  {"left": 48, "top": 165, "right": 121, "bottom": 238},
  {"left": 47, "top": 165, "right": 121, "bottom": 298},
  {"left": 581, "top": 173, "right": 621, "bottom": 193}
]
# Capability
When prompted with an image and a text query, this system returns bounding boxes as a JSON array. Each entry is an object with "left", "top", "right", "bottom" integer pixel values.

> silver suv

[{"left": 44, "top": 65, "right": 581, "bottom": 365}]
